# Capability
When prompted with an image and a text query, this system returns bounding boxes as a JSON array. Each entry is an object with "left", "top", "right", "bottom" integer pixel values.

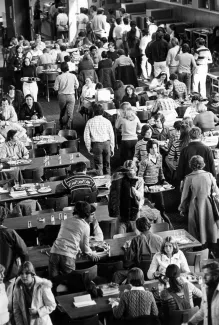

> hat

[
  {"left": 165, "top": 264, "right": 180, "bottom": 278},
  {"left": 74, "top": 201, "right": 96, "bottom": 219}
]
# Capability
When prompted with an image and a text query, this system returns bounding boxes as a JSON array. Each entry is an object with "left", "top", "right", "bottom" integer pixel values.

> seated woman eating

[
  {"left": 160, "top": 264, "right": 202, "bottom": 321},
  {"left": 112, "top": 267, "right": 158, "bottom": 319},
  {"left": 149, "top": 72, "right": 167, "bottom": 92},
  {"left": 0, "top": 130, "right": 29, "bottom": 161},
  {"left": 147, "top": 236, "right": 190, "bottom": 279}
]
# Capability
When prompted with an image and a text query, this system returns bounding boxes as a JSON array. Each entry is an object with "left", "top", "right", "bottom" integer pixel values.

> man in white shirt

[
  {"left": 77, "top": 7, "right": 89, "bottom": 33},
  {"left": 56, "top": 8, "right": 68, "bottom": 39},
  {"left": 113, "top": 18, "right": 124, "bottom": 49},
  {"left": 193, "top": 37, "right": 212, "bottom": 99},
  {"left": 146, "top": 16, "right": 158, "bottom": 37},
  {"left": 139, "top": 28, "right": 152, "bottom": 80},
  {"left": 84, "top": 103, "right": 114, "bottom": 175}
]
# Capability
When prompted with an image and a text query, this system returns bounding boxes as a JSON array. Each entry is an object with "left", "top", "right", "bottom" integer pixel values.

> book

[
  {"left": 99, "top": 284, "right": 119, "bottom": 297},
  {"left": 73, "top": 294, "right": 96, "bottom": 308}
]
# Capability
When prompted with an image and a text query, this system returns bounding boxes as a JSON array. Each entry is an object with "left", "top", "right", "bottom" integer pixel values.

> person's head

[
  {"left": 35, "top": 34, "right": 41, "bottom": 42},
  {"left": 130, "top": 21, "right": 137, "bottom": 30},
  {"left": 136, "top": 216, "right": 151, "bottom": 233},
  {"left": 73, "top": 201, "right": 96, "bottom": 223},
  {"left": 85, "top": 77, "right": 93, "bottom": 87},
  {"left": 43, "top": 48, "right": 48, "bottom": 54},
  {"left": 127, "top": 267, "right": 144, "bottom": 287},
  {"left": 78, "top": 31, "right": 86, "bottom": 41},
  {"left": 116, "top": 17, "right": 122, "bottom": 25},
  {"left": 64, "top": 55, "right": 70, "bottom": 63},
  {"left": 114, "top": 80, "right": 124, "bottom": 90},
  {"left": 146, "top": 139, "right": 159, "bottom": 156},
  {"left": 90, "top": 5, "right": 97, "bottom": 14},
  {"left": 75, "top": 162, "right": 87, "bottom": 173},
  {"left": 156, "top": 71, "right": 167, "bottom": 82},
  {"left": 142, "top": 28, "right": 149, "bottom": 37},
  {"left": 10, "top": 37, "right": 18, "bottom": 46},
  {"left": 83, "top": 52, "right": 91, "bottom": 61},
  {"left": 54, "top": 42, "right": 60, "bottom": 50},
  {"left": 93, "top": 103, "right": 104, "bottom": 116},
  {"left": 6, "top": 129, "right": 18, "bottom": 142},
  {"left": 101, "top": 51, "right": 108, "bottom": 59},
  {"left": 141, "top": 124, "right": 153, "bottom": 139},
  {"left": 169, "top": 73, "right": 178, "bottom": 84},
  {"left": 120, "top": 101, "right": 131, "bottom": 112},
  {"left": 123, "top": 106, "right": 136, "bottom": 121},
  {"left": 165, "top": 81, "right": 173, "bottom": 92},
  {"left": 202, "top": 261, "right": 219, "bottom": 286},
  {"left": 90, "top": 45, "right": 97, "bottom": 55},
  {"left": 119, "top": 8, "right": 126, "bottom": 16},
  {"left": 61, "top": 61, "right": 69, "bottom": 73},
  {"left": 182, "top": 116, "right": 193, "bottom": 128},
  {"left": 125, "top": 85, "right": 135, "bottom": 97},
  {"left": 117, "top": 49, "right": 125, "bottom": 57},
  {"left": 195, "top": 37, "right": 205, "bottom": 48},
  {"left": 123, "top": 17, "right": 129, "bottom": 25},
  {"left": 25, "top": 94, "right": 34, "bottom": 107},
  {"left": 164, "top": 33, "right": 170, "bottom": 43},
  {"left": 108, "top": 42, "right": 115, "bottom": 52},
  {"left": 161, "top": 236, "right": 179, "bottom": 257},
  {"left": 191, "top": 94, "right": 201, "bottom": 105},
  {"left": 95, "top": 82, "right": 103, "bottom": 90},
  {"left": 0, "top": 264, "right": 5, "bottom": 284},
  {"left": 189, "top": 126, "right": 202, "bottom": 140},
  {"left": 0, "top": 206, "right": 8, "bottom": 226},
  {"left": 211, "top": 91, "right": 219, "bottom": 103},
  {"left": 189, "top": 155, "right": 205, "bottom": 171},
  {"left": 165, "top": 264, "right": 182, "bottom": 293},
  {"left": 154, "top": 112, "right": 165, "bottom": 128},
  {"left": 60, "top": 44, "right": 67, "bottom": 52},
  {"left": 156, "top": 30, "right": 164, "bottom": 40},
  {"left": 97, "top": 8, "right": 104, "bottom": 15},
  {"left": 8, "top": 85, "right": 15, "bottom": 98},
  {"left": 16, "top": 45, "right": 23, "bottom": 54},
  {"left": 173, "top": 120, "right": 182, "bottom": 131},
  {"left": 23, "top": 57, "right": 31, "bottom": 66},
  {"left": 157, "top": 26, "right": 166, "bottom": 34},
  {"left": 197, "top": 102, "right": 207, "bottom": 113},
  {"left": 171, "top": 37, "right": 179, "bottom": 48},
  {"left": 182, "top": 43, "right": 190, "bottom": 53},
  {"left": 123, "top": 160, "right": 137, "bottom": 178},
  {"left": 1, "top": 97, "right": 9, "bottom": 110},
  {"left": 18, "top": 261, "right": 36, "bottom": 286}
]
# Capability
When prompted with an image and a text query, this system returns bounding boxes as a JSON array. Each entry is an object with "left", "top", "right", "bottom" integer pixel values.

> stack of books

[{"left": 99, "top": 284, "right": 119, "bottom": 297}]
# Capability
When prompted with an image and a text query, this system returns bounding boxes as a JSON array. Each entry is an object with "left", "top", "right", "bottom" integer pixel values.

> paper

[
  {"left": 104, "top": 109, "right": 117, "bottom": 116},
  {"left": 73, "top": 294, "right": 96, "bottom": 308}
]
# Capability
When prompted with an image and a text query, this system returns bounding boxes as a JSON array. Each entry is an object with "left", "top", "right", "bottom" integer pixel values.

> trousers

[
  {"left": 193, "top": 65, "right": 208, "bottom": 98},
  {"left": 92, "top": 140, "right": 111, "bottom": 176},
  {"left": 23, "top": 81, "right": 38, "bottom": 102},
  {"left": 48, "top": 253, "right": 76, "bottom": 279},
  {"left": 141, "top": 55, "right": 152, "bottom": 79},
  {"left": 58, "top": 93, "right": 75, "bottom": 129}
]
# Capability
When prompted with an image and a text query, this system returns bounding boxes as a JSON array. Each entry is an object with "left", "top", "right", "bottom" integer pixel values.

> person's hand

[
  {"left": 154, "top": 271, "right": 161, "bottom": 278},
  {"left": 32, "top": 115, "right": 38, "bottom": 120},
  {"left": 162, "top": 180, "right": 169, "bottom": 185},
  {"left": 67, "top": 119, "right": 72, "bottom": 128},
  {"left": 29, "top": 308, "right": 38, "bottom": 316},
  {"left": 90, "top": 253, "right": 100, "bottom": 262},
  {"left": 14, "top": 67, "right": 17, "bottom": 71}
]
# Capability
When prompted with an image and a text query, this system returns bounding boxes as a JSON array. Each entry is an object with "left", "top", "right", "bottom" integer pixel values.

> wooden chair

[
  {"left": 61, "top": 139, "right": 80, "bottom": 152},
  {"left": 71, "top": 190, "right": 97, "bottom": 205},
  {"left": 185, "top": 248, "right": 209, "bottom": 273},
  {"left": 169, "top": 307, "right": 199, "bottom": 325},
  {"left": 58, "top": 129, "right": 77, "bottom": 140},
  {"left": 113, "top": 232, "right": 135, "bottom": 239},
  {"left": 31, "top": 209, "right": 54, "bottom": 215},
  {"left": 16, "top": 228, "right": 38, "bottom": 247},
  {"left": 44, "top": 168, "right": 66, "bottom": 180},
  {"left": 97, "top": 260, "right": 123, "bottom": 283},
  {"left": 45, "top": 195, "right": 68, "bottom": 211},
  {"left": 38, "top": 143, "right": 60, "bottom": 155},
  {"left": 99, "top": 219, "right": 116, "bottom": 239},
  {"left": 29, "top": 148, "right": 46, "bottom": 158},
  {"left": 151, "top": 222, "right": 169, "bottom": 233}
]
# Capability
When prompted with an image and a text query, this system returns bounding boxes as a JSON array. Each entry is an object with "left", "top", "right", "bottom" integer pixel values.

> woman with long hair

[
  {"left": 193, "top": 102, "right": 219, "bottom": 132},
  {"left": 115, "top": 103, "right": 141, "bottom": 164},
  {"left": 122, "top": 84, "right": 139, "bottom": 108},
  {"left": 207, "top": 91, "right": 219, "bottom": 116},
  {"left": 149, "top": 72, "right": 167, "bottom": 91}
]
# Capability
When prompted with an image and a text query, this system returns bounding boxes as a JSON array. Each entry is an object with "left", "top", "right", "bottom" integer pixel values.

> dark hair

[
  {"left": 127, "top": 267, "right": 144, "bottom": 286},
  {"left": 73, "top": 201, "right": 96, "bottom": 219},
  {"left": 117, "top": 49, "right": 125, "bottom": 56},
  {"left": 179, "top": 124, "right": 191, "bottom": 151},
  {"left": 0, "top": 206, "right": 8, "bottom": 225},
  {"left": 25, "top": 94, "right": 34, "bottom": 101},
  {"left": 18, "top": 261, "right": 36, "bottom": 276},
  {"left": 6, "top": 129, "right": 17, "bottom": 142},
  {"left": 101, "top": 51, "right": 108, "bottom": 59},
  {"left": 97, "top": 8, "right": 104, "bottom": 14},
  {"left": 101, "top": 37, "right": 108, "bottom": 44},
  {"left": 157, "top": 26, "right": 166, "bottom": 34},
  {"left": 90, "top": 5, "right": 97, "bottom": 12},
  {"left": 189, "top": 126, "right": 201, "bottom": 140},
  {"left": 191, "top": 94, "right": 201, "bottom": 102},
  {"left": 141, "top": 124, "right": 152, "bottom": 137},
  {"left": 95, "top": 82, "right": 103, "bottom": 90},
  {"left": 125, "top": 85, "right": 135, "bottom": 97},
  {"left": 196, "top": 37, "right": 205, "bottom": 46},
  {"left": 136, "top": 217, "right": 151, "bottom": 232},
  {"left": 116, "top": 18, "right": 122, "bottom": 25},
  {"left": 61, "top": 61, "right": 69, "bottom": 72},
  {"left": 93, "top": 103, "right": 104, "bottom": 116},
  {"left": 146, "top": 139, "right": 159, "bottom": 153},
  {"left": 64, "top": 55, "right": 70, "bottom": 62},
  {"left": 202, "top": 261, "right": 219, "bottom": 276},
  {"left": 114, "top": 80, "right": 124, "bottom": 90},
  {"left": 78, "top": 31, "right": 86, "bottom": 38},
  {"left": 164, "top": 34, "right": 170, "bottom": 43},
  {"left": 8, "top": 85, "right": 15, "bottom": 91},
  {"left": 173, "top": 120, "right": 182, "bottom": 131},
  {"left": 119, "top": 8, "right": 126, "bottom": 14},
  {"left": 123, "top": 17, "right": 129, "bottom": 25},
  {"left": 58, "top": 7, "right": 64, "bottom": 13},
  {"left": 130, "top": 21, "right": 137, "bottom": 28},
  {"left": 156, "top": 72, "right": 167, "bottom": 81},
  {"left": 154, "top": 112, "right": 165, "bottom": 124},
  {"left": 165, "top": 81, "right": 172, "bottom": 90},
  {"left": 60, "top": 44, "right": 67, "bottom": 51},
  {"left": 169, "top": 24, "right": 176, "bottom": 31},
  {"left": 166, "top": 264, "right": 183, "bottom": 293},
  {"left": 16, "top": 45, "right": 23, "bottom": 53},
  {"left": 142, "top": 28, "right": 149, "bottom": 37},
  {"left": 169, "top": 73, "right": 178, "bottom": 81},
  {"left": 160, "top": 236, "right": 179, "bottom": 255},
  {"left": 75, "top": 162, "right": 87, "bottom": 172},
  {"left": 90, "top": 45, "right": 96, "bottom": 52},
  {"left": 156, "top": 30, "right": 164, "bottom": 40},
  {"left": 1, "top": 97, "right": 9, "bottom": 103},
  {"left": 182, "top": 43, "right": 190, "bottom": 53},
  {"left": 189, "top": 155, "right": 205, "bottom": 171},
  {"left": 182, "top": 117, "right": 193, "bottom": 128}
]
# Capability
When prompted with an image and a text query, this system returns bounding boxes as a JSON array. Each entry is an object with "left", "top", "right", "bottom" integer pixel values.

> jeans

[
  {"left": 58, "top": 93, "right": 75, "bottom": 129},
  {"left": 120, "top": 139, "right": 138, "bottom": 165},
  {"left": 49, "top": 253, "right": 76, "bottom": 279},
  {"left": 178, "top": 72, "right": 191, "bottom": 94},
  {"left": 92, "top": 140, "right": 111, "bottom": 176},
  {"left": 193, "top": 65, "right": 208, "bottom": 98},
  {"left": 169, "top": 66, "right": 178, "bottom": 75}
]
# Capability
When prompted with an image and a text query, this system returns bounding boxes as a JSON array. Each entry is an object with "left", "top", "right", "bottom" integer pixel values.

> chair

[
  {"left": 113, "top": 232, "right": 135, "bottom": 239},
  {"left": 185, "top": 248, "right": 209, "bottom": 273},
  {"left": 45, "top": 195, "right": 68, "bottom": 211},
  {"left": 71, "top": 191, "right": 97, "bottom": 205},
  {"left": 40, "top": 224, "right": 60, "bottom": 246},
  {"left": 16, "top": 228, "right": 38, "bottom": 247},
  {"left": 21, "top": 168, "right": 44, "bottom": 182},
  {"left": 97, "top": 261, "right": 123, "bottom": 282},
  {"left": 29, "top": 148, "right": 46, "bottom": 158},
  {"left": 169, "top": 306, "right": 199, "bottom": 325},
  {"left": 31, "top": 209, "right": 55, "bottom": 215},
  {"left": 49, "top": 175, "right": 66, "bottom": 181},
  {"left": 138, "top": 259, "right": 152, "bottom": 280},
  {"left": 151, "top": 222, "right": 169, "bottom": 233},
  {"left": 59, "top": 148, "right": 77, "bottom": 155},
  {"left": 43, "top": 121, "right": 56, "bottom": 135},
  {"left": 99, "top": 219, "right": 116, "bottom": 239},
  {"left": 120, "top": 315, "right": 161, "bottom": 325},
  {"left": 44, "top": 168, "right": 66, "bottom": 180},
  {"left": 38, "top": 143, "right": 60, "bottom": 155},
  {"left": 58, "top": 129, "right": 77, "bottom": 140},
  {"left": 42, "top": 72, "right": 59, "bottom": 99},
  {"left": 61, "top": 139, "right": 80, "bottom": 152},
  {"left": 136, "top": 110, "right": 151, "bottom": 122}
]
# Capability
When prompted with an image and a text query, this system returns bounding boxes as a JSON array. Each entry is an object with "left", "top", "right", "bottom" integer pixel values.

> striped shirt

[
  {"left": 63, "top": 173, "right": 97, "bottom": 193},
  {"left": 194, "top": 46, "right": 212, "bottom": 66},
  {"left": 134, "top": 139, "right": 148, "bottom": 162},
  {"left": 138, "top": 154, "right": 165, "bottom": 185},
  {"left": 167, "top": 140, "right": 181, "bottom": 164}
]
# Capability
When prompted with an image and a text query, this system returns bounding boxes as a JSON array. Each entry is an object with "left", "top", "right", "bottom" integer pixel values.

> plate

[
  {"left": 28, "top": 191, "right": 38, "bottom": 195},
  {"left": 38, "top": 187, "right": 52, "bottom": 193}
]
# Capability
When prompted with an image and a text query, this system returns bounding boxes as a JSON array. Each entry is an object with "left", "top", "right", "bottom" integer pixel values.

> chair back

[
  {"left": 43, "top": 121, "right": 56, "bottom": 132},
  {"left": 151, "top": 222, "right": 169, "bottom": 233},
  {"left": 40, "top": 224, "right": 60, "bottom": 246},
  {"left": 61, "top": 139, "right": 80, "bottom": 152},
  {"left": 185, "top": 248, "right": 209, "bottom": 273},
  {"left": 31, "top": 208, "right": 54, "bottom": 215},
  {"left": 38, "top": 143, "right": 60, "bottom": 155},
  {"left": 29, "top": 148, "right": 46, "bottom": 158},
  {"left": 58, "top": 129, "right": 77, "bottom": 140},
  {"left": 16, "top": 228, "right": 38, "bottom": 247},
  {"left": 113, "top": 232, "right": 135, "bottom": 239},
  {"left": 71, "top": 315, "right": 99, "bottom": 325},
  {"left": 97, "top": 261, "right": 123, "bottom": 282},
  {"left": 136, "top": 110, "right": 151, "bottom": 122},
  {"left": 99, "top": 219, "right": 116, "bottom": 239},
  {"left": 59, "top": 148, "right": 77, "bottom": 155},
  {"left": 71, "top": 190, "right": 97, "bottom": 205},
  {"left": 46, "top": 195, "right": 68, "bottom": 211},
  {"left": 44, "top": 168, "right": 66, "bottom": 180},
  {"left": 21, "top": 168, "right": 43, "bottom": 182},
  {"left": 169, "top": 306, "right": 199, "bottom": 325}
]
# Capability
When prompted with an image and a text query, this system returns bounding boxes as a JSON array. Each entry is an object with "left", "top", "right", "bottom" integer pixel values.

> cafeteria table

[
  {"left": 31, "top": 135, "right": 67, "bottom": 148},
  {"left": 28, "top": 229, "right": 201, "bottom": 270}
]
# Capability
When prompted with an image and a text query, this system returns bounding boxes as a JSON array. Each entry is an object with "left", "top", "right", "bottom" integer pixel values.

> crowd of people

[{"left": 1, "top": 1, "right": 219, "bottom": 325}]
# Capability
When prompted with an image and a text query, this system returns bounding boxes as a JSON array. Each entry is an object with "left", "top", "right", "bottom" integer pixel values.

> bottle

[
  {"left": 51, "top": 215, "right": 55, "bottom": 224},
  {"left": 63, "top": 213, "right": 67, "bottom": 220},
  {"left": 58, "top": 212, "right": 62, "bottom": 220}
]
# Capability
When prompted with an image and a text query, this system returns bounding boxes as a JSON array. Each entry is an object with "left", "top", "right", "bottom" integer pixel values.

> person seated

[
  {"left": 207, "top": 91, "right": 219, "bottom": 116},
  {"left": 112, "top": 49, "right": 134, "bottom": 72},
  {"left": 20, "top": 94, "right": 44, "bottom": 121},
  {"left": 160, "top": 264, "right": 202, "bottom": 320},
  {"left": 0, "top": 130, "right": 29, "bottom": 161},
  {"left": 74, "top": 31, "right": 92, "bottom": 50},
  {"left": 149, "top": 72, "right": 167, "bottom": 91},
  {"left": 151, "top": 113, "right": 170, "bottom": 141},
  {"left": 64, "top": 55, "right": 75, "bottom": 72},
  {"left": 165, "top": 81, "right": 174, "bottom": 98},
  {"left": 122, "top": 85, "right": 139, "bottom": 108},
  {"left": 152, "top": 89, "right": 178, "bottom": 126},
  {"left": 114, "top": 80, "right": 126, "bottom": 108},
  {"left": 50, "top": 43, "right": 61, "bottom": 63},
  {"left": 98, "top": 51, "right": 113, "bottom": 70},
  {"left": 90, "top": 45, "right": 101, "bottom": 66},
  {"left": 80, "top": 77, "right": 96, "bottom": 117},
  {"left": 147, "top": 236, "right": 190, "bottom": 279},
  {"left": 26, "top": 44, "right": 43, "bottom": 65},
  {"left": 5, "top": 85, "right": 24, "bottom": 118},
  {"left": 111, "top": 267, "right": 158, "bottom": 319},
  {"left": 57, "top": 44, "right": 70, "bottom": 63},
  {"left": 0, "top": 121, "right": 27, "bottom": 143},
  {"left": 107, "top": 42, "right": 118, "bottom": 62},
  {"left": 193, "top": 102, "right": 219, "bottom": 132},
  {"left": 169, "top": 73, "right": 188, "bottom": 100},
  {"left": 38, "top": 48, "right": 52, "bottom": 66},
  {"left": 34, "top": 34, "right": 45, "bottom": 51},
  {"left": 184, "top": 94, "right": 201, "bottom": 119},
  {"left": 0, "top": 97, "right": 18, "bottom": 122},
  {"left": 133, "top": 124, "right": 153, "bottom": 163},
  {"left": 78, "top": 52, "right": 94, "bottom": 73},
  {"left": 168, "top": 120, "right": 182, "bottom": 150}
]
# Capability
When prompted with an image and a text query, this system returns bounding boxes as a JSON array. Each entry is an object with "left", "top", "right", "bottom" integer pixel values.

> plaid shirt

[
  {"left": 84, "top": 115, "right": 115, "bottom": 152},
  {"left": 173, "top": 80, "right": 187, "bottom": 99}
]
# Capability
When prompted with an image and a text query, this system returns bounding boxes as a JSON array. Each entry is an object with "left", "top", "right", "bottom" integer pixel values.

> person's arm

[
  {"left": 13, "top": 230, "right": 29, "bottom": 263},
  {"left": 147, "top": 254, "right": 159, "bottom": 279},
  {"left": 112, "top": 294, "right": 126, "bottom": 319},
  {"left": 84, "top": 122, "right": 91, "bottom": 153},
  {"left": 112, "top": 58, "right": 119, "bottom": 72},
  {"left": 21, "top": 143, "right": 29, "bottom": 159},
  {"left": 8, "top": 106, "right": 18, "bottom": 122},
  {"left": 37, "top": 285, "right": 56, "bottom": 317},
  {"left": 138, "top": 160, "right": 146, "bottom": 178},
  {"left": 189, "top": 282, "right": 202, "bottom": 299},
  {"left": 136, "top": 100, "right": 140, "bottom": 108},
  {"left": 213, "top": 112, "right": 219, "bottom": 123},
  {"left": 188, "top": 302, "right": 204, "bottom": 325},
  {"left": 36, "top": 102, "right": 44, "bottom": 118},
  {"left": 166, "top": 49, "right": 171, "bottom": 67},
  {"left": 108, "top": 121, "right": 115, "bottom": 153},
  {"left": 149, "top": 78, "right": 158, "bottom": 91},
  {"left": 54, "top": 75, "right": 60, "bottom": 91},
  {"left": 191, "top": 55, "right": 197, "bottom": 74},
  {"left": 74, "top": 75, "right": 79, "bottom": 89},
  {"left": 115, "top": 116, "right": 122, "bottom": 129},
  {"left": 133, "top": 177, "right": 144, "bottom": 203},
  {"left": 133, "top": 141, "right": 140, "bottom": 162},
  {"left": 136, "top": 116, "right": 142, "bottom": 133},
  {"left": 179, "top": 250, "right": 190, "bottom": 273},
  {"left": 55, "top": 182, "right": 68, "bottom": 195},
  {"left": 92, "top": 218, "right": 104, "bottom": 241},
  {"left": 178, "top": 177, "right": 190, "bottom": 213}
]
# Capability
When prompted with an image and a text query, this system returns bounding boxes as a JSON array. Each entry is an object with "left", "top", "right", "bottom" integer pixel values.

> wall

[{"left": 0, "top": 0, "right": 5, "bottom": 16}]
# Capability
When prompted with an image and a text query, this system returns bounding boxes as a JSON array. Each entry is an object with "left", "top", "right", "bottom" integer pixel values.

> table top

[
  {"left": 32, "top": 135, "right": 67, "bottom": 146},
  {"left": 19, "top": 120, "right": 47, "bottom": 128},
  {"left": 28, "top": 229, "right": 201, "bottom": 269},
  {"left": 4, "top": 204, "right": 111, "bottom": 229}
]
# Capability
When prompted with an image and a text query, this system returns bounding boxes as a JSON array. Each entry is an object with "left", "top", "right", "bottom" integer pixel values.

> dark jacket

[
  {"left": 0, "top": 227, "right": 28, "bottom": 281},
  {"left": 177, "top": 141, "right": 216, "bottom": 181},
  {"left": 152, "top": 127, "right": 170, "bottom": 141},
  {"left": 20, "top": 102, "right": 43, "bottom": 120},
  {"left": 98, "top": 68, "right": 116, "bottom": 90},
  {"left": 6, "top": 90, "right": 24, "bottom": 117},
  {"left": 116, "top": 65, "right": 138, "bottom": 88},
  {"left": 98, "top": 58, "right": 112, "bottom": 70},
  {"left": 78, "top": 60, "right": 94, "bottom": 73},
  {"left": 147, "top": 39, "right": 168, "bottom": 63}
]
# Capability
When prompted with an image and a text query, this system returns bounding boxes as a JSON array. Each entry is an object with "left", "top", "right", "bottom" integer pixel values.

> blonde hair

[
  {"left": 123, "top": 106, "right": 136, "bottom": 121},
  {"left": 197, "top": 102, "right": 207, "bottom": 113}
]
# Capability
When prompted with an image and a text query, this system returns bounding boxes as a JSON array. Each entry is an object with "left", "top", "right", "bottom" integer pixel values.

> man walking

[{"left": 84, "top": 103, "right": 114, "bottom": 175}]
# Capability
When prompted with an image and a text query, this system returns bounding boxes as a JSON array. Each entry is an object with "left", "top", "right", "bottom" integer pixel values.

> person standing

[
  {"left": 54, "top": 62, "right": 79, "bottom": 129},
  {"left": 193, "top": 37, "right": 212, "bottom": 99},
  {"left": 33, "top": 0, "right": 42, "bottom": 35},
  {"left": 188, "top": 261, "right": 219, "bottom": 325},
  {"left": 0, "top": 264, "right": 9, "bottom": 325},
  {"left": 91, "top": 8, "right": 107, "bottom": 39},
  {"left": 139, "top": 28, "right": 152, "bottom": 80},
  {"left": 166, "top": 37, "right": 180, "bottom": 75},
  {"left": 21, "top": 57, "right": 38, "bottom": 102},
  {"left": 113, "top": 18, "right": 124, "bottom": 50},
  {"left": 84, "top": 103, "right": 114, "bottom": 176}
]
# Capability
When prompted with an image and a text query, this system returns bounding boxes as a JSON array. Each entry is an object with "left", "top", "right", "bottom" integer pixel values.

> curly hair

[
  {"left": 160, "top": 236, "right": 179, "bottom": 256},
  {"left": 136, "top": 217, "right": 151, "bottom": 232},
  {"left": 189, "top": 155, "right": 205, "bottom": 171}
]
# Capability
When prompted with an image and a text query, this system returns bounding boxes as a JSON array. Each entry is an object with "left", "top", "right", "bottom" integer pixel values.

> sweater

[
  {"left": 193, "top": 111, "right": 219, "bottom": 131},
  {"left": 138, "top": 154, "right": 165, "bottom": 185},
  {"left": 113, "top": 289, "right": 158, "bottom": 319},
  {"left": 175, "top": 52, "right": 196, "bottom": 74},
  {"left": 20, "top": 102, "right": 43, "bottom": 120},
  {"left": 115, "top": 116, "right": 141, "bottom": 141},
  {"left": 134, "top": 139, "right": 148, "bottom": 162}
]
